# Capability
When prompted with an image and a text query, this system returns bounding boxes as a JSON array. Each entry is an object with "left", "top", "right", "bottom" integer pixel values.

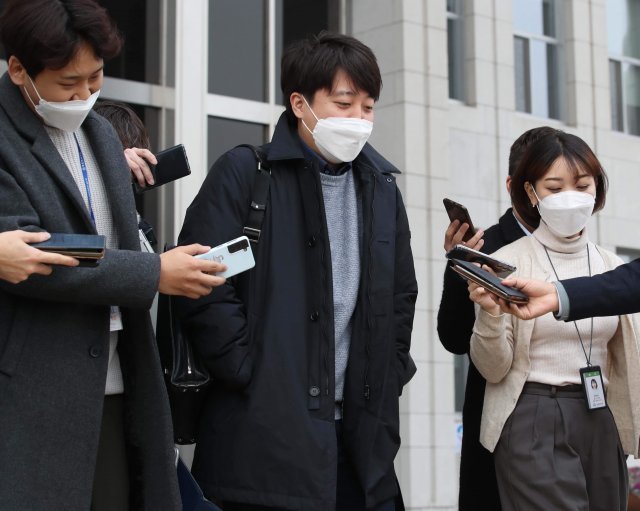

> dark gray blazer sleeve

[
  {"left": 0, "top": 120, "right": 160, "bottom": 309},
  {"left": 562, "top": 258, "right": 640, "bottom": 320},
  {"left": 0, "top": 141, "right": 160, "bottom": 309}
]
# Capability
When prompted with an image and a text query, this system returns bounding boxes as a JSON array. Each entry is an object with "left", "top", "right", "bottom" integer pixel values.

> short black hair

[
  {"left": 280, "top": 31, "right": 382, "bottom": 120},
  {"left": 510, "top": 130, "right": 608, "bottom": 228},
  {"left": 94, "top": 100, "right": 149, "bottom": 149},
  {"left": 0, "top": 0, "right": 122, "bottom": 77},
  {"left": 508, "top": 126, "right": 558, "bottom": 176}
]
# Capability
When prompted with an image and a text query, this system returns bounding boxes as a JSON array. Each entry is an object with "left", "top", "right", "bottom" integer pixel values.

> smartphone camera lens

[{"left": 228, "top": 239, "right": 249, "bottom": 253}]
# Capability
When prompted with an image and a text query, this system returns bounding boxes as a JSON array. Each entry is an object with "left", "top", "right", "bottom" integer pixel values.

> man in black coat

[
  {"left": 436, "top": 127, "right": 554, "bottom": 510},
  {"left": 177, "top": 33, "right": 417, "bottom": 511}
]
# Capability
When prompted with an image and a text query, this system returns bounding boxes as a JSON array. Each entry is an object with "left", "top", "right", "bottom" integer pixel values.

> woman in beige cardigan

[{"left": 468, "top": 129, "right": 640, "bottom": 511}]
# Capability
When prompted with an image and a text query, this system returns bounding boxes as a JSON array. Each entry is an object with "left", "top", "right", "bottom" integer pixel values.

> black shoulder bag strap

[{"left": 235, "top": 144, "right": 271, "bottom": 244}]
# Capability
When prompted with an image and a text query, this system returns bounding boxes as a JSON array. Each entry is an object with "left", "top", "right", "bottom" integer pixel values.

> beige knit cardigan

[{"left": 470, "top": 235, "right": 640, "bottom": 456}]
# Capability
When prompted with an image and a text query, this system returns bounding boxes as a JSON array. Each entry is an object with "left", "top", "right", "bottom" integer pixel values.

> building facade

[{"left": 1, "top": 0, "right": 639, "bottom": 509}]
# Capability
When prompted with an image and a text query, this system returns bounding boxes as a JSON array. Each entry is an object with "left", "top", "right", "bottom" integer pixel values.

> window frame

[
  {"left": 512, "top": 0, "right": 563, "bottom": 120},
  {"left": 447, "top": 0, "right": 466, "bottom": 102}
]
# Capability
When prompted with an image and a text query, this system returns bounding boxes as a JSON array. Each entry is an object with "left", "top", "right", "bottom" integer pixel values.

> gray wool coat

[{"left": 0, "top": 73, "right": 180, "bottom": 511}]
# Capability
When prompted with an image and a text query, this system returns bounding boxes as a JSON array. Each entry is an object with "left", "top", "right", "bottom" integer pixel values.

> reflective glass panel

[
  {"left": 623, "top": 62, "right": 640, "bottom": 135},
  {"left": 513, "top": 0, "right": 555, "bottom": 37},
  {"left": 448, "top": 17, "right": 465, "bottom": 100},
  {"left": 100, "top": 0, "right": 162, "bottom": 84},
  {"left": 610, "top": 59, "right": 624, "bottom": 131},
  {"left": 209, "top": 0, "right": 266, "bottom": 101},
  {"left": 607, "top": 0, "right": 640, "bottom": 59},
  {"left": 514, "top": 36, "right": 531, "bottom": 112},
  {"left": 207, "top": 117, "right": 267, "bottom": 170},
  {"left": 275, "top": 0, "right": 338, "bottom": 105}
]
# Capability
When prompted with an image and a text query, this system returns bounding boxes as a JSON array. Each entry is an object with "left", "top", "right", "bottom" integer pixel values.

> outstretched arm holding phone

[{"left": 495, "top": 257, "right": 640, "bottom": 321}]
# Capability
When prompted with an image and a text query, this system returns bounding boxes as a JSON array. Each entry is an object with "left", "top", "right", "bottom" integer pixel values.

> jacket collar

[
  {"left": 266, "top": 112, "right": 401, "bottom": 175},
  {"left": 0, "top": 73, "right": 49, "bottom": 142},
  {"left": 0, "top": 73, "right": 133, "bottom": 237}
]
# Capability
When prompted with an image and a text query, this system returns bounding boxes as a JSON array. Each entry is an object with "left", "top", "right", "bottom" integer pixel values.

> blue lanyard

[{"left": 73, "top": 133, "right": 96, "bottom": 225}]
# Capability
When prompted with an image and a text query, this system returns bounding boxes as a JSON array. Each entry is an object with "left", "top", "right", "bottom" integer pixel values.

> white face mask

[
  {"left": 301, "top": 96, "right": 373, "bottom": 164},
  {"left": 532, "top": 188, "right": 596, "bottom": 237},
  {"left": 25, "top": 76, "right": 99, "bottom": 132}
]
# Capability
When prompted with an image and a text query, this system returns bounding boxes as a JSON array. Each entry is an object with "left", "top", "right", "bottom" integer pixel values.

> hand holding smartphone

[
  {"left": 446, "top": 244, "right": 516, "bottom": 278},
  {"left": 449, "top": 259, "right": 528, "bottom": 304},
  {"left": 134, "top": 144, "right": 191, "bottom": 193},
  {"left": 443, "top": 198, "right": 476, "bottom": 242},
  {"left": 194, "top": 236, "right": 255, "bottom": 278}
]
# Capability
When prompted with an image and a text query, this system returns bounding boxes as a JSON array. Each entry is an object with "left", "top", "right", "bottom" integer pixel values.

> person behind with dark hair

[
  {"left": 436, "top": 126, "right": 556, "bottom": 510},
  {"left": 467, "top": 129, "right": 640, "bottom": 510},
  {"left": 94, "top": 99, "right": 158, "bottom": 189},
  {"left": 0, "top": 1, "right": 227, "bottom": 510},
  {"left": 177, "top": 31, "right": 417, "bottom": 511},
  {"left": 94, "top": 99, "right": 159, "bottom": 249}
]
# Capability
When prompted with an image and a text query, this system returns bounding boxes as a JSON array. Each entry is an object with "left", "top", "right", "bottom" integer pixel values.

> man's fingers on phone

[
  {"left": 39, "top": 252, "right": 79, "bottom": 267},
  {"left": 33, "top": 262, "right": 54, "bottom": 277},
  {"left": 176, "top": 243, "right": 212, "bottom": 256},
  {"left": 19, "top": 230, "right": 51, "bottom": 243}
]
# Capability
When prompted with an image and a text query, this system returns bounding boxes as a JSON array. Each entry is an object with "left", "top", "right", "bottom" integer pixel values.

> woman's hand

[
  {"left": 444, "top": 219, "right": 484, "bottom": 253},
  {"left": 467, "top": 265, "right": 502, "bottom": 316}
]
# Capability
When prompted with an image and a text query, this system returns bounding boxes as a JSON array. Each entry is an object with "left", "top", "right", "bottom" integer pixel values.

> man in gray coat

[{"left": 0, "top": 1, "right": 225, "bottom": 510}]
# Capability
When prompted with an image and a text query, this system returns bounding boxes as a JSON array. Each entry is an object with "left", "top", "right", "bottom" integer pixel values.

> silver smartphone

[
  {"left": 195, "top": 235, "right": 255, "bottom": 278},
  {"left": 446, "top": 244, "right": 516, "bottom": 278}
]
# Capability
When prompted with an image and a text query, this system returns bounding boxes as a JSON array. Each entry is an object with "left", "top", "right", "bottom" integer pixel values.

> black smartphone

[
  {"left": 446, "top": 244, "right": 516, "bottom": 278},
  {"left": 30, "top": 233, "right": 106, "bottom": 267},
  {"left": 134, "top": 144, "right": 191, "bottom": 193},
  {"left": 443, "top": 198, "right": 476, "bottom": 242},
  {"left": 448, "top": 259, "right": 529, "bottom": 304}
]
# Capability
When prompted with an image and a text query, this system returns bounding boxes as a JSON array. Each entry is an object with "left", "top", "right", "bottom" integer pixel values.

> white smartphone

[{"left": 195, "top": 236, "right": 255, "bottom": 278}]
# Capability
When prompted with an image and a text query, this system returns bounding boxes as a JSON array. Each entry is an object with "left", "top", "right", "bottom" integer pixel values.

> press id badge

[
  {"left": 580, "top": 366, "right": 607, "bottom": 411},
  {"left": 110, "top": 305, "right": 123, "bottom": 332}
]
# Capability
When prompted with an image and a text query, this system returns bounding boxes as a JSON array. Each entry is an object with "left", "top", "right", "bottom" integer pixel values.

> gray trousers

[{"left": 494, "top": 383, "right": 628, "bottom": 511}]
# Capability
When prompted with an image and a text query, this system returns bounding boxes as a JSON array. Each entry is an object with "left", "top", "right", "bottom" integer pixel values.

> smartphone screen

[{"left": 443, "top": 198, "right": 476, "bottom": 241}]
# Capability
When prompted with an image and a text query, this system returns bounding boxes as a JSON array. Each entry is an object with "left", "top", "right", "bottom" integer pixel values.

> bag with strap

[{"left": 156, "top": 144, "right": 270, "bottom": 444}]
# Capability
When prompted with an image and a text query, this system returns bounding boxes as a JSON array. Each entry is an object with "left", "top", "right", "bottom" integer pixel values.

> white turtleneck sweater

[{"left": 527, "top": 222, "right": 619, "bottom": 386}]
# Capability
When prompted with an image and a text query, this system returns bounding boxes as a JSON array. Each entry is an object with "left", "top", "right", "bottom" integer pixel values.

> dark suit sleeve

[
  {"left": 437, "top": 265, "right": 476, "bottom": 355},
  {"left": 0, "top": 164, "right": 159, "bottom": 309},
  {"left": 562, "top": 258, "right": 640, "bottom": 320},
  {"left": 394, "top": 188, "right": 418, "bottom": 390},
  {"left": 175, "top": 149, "right": 254, "bottom": 389}
]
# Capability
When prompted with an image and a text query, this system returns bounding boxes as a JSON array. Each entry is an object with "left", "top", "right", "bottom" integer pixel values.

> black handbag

[
  {"left": 155, "top": 145, "right": 270, "bottom": 444},
  {"left": 156, "top": 287, "right": 211, "bottom": 444}
]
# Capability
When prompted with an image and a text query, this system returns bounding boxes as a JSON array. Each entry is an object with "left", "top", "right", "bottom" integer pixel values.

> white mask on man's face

[
  {"left": 301, "top": 96, "right": 373, "bottom": 164},
  {"left": 532, "top": 187, "right": 595, "bottom": 237},
  {"left": 25, "top": 75, "right": 99, "bottom": 132}
]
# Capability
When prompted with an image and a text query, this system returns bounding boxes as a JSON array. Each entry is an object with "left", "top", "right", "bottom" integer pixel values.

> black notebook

[{"left": 30, "top": 233, "right": 106, "bottom": 265}]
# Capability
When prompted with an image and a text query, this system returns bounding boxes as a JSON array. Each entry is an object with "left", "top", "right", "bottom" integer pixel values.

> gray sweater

[{"left": 319, "top": 170, "right": 361, "bottom": 418}]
